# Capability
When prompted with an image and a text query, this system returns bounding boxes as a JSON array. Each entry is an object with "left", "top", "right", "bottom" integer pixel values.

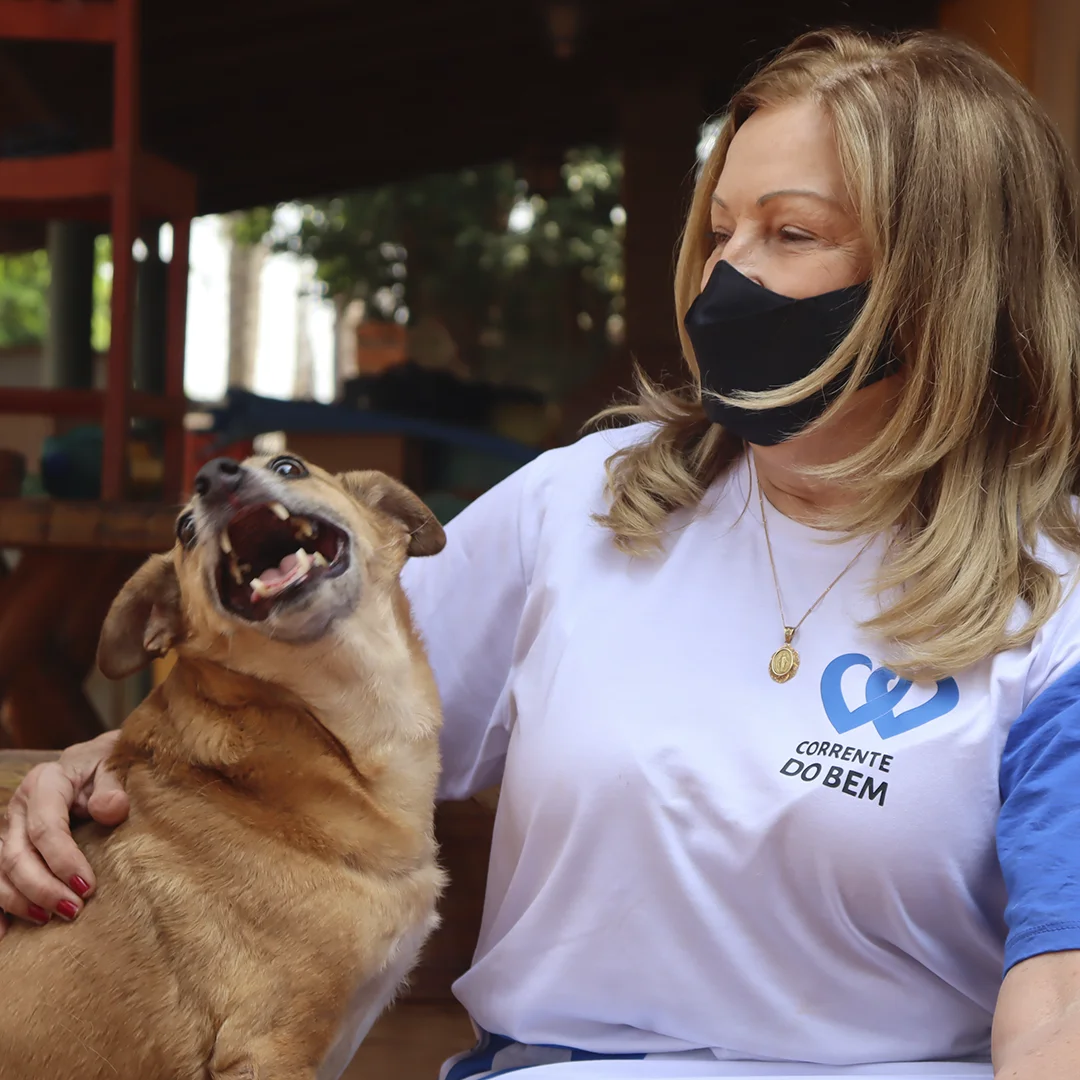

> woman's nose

[
  {"left": 717, "top": 232, "right": 762, "bottom": 285},
  {"left": 719, "top": 258, "right": 761, "bottom": 286}
]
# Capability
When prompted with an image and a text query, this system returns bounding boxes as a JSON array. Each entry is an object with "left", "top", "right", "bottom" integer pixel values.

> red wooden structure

[{"left": 0, "top": 0, "right": 196, "bottom": 503}]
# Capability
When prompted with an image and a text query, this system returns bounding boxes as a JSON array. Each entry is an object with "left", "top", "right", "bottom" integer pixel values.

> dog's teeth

[
  {"left": 294, "top": 517, "right": 314, "bottom": 539},
  {"left": 229, "top": 553, "right": 244, "bottom": 585},
  {"left": 268, "top": 502, "right": 291, "bottom": 521},
  {"left": 220, "top": 531, "right": 233, "bottom": 555},
  {"left": 312, "top": 551, "right": 328, "bottom": 567},
  {"left": 294, "top": 548, "right": 313, "bottom": 574},
  {"left": 250, "top": 577, "right": 270, "bottom": 598}
]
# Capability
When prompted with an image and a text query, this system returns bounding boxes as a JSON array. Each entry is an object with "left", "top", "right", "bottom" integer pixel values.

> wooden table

[{"left": 0, "top": 499, "right": 174, "bottom": 749}]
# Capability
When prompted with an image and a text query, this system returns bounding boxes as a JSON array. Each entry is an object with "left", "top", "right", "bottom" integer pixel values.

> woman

[{"left": 4, "top": 27, "right": 1080, "bottom": 1080}]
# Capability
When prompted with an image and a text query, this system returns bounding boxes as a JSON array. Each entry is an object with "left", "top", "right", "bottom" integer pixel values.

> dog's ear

[
  {"left": 337, "top": 470, "right": 446, "bottom": 557},
  {"left": 97, "top": 554, "right": 184, "bottom": 679}
]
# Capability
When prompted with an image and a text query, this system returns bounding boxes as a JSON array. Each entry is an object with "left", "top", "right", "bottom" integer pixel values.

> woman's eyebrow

[{"left": 711, "top": 190, "right": 843, "bottom": 209}]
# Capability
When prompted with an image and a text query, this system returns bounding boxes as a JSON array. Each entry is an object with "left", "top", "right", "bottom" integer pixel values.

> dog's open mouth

[{"left": 216, "top": 502, "right": 349, "bottom": 621}]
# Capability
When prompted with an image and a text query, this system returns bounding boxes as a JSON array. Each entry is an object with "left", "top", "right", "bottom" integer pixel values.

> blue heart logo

[{"left": 820, "top": 653, "right": 959, "bottom": 739}]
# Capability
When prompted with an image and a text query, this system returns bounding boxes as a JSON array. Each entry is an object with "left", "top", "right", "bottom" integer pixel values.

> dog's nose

[{"left": 194, "top": 458, "right": 244, "bottom": 502}]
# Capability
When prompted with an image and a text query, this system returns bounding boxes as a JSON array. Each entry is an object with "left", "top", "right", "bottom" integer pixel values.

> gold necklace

[{"left": 757, "top": 480, "right": 875, "bottom": 684}]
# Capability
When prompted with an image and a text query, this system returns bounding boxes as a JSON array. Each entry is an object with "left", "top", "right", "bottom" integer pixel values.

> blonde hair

[{"left": 596, "top": 27, "right": 1080, "bottom": 680}]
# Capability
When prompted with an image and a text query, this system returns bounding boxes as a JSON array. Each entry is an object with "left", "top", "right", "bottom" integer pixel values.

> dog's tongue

[
  {"left": 244, "top": 545, "right": 330, "bottom": 605},
  {"left": 259, "top": 552, "right": 300, "bottom": 588}
]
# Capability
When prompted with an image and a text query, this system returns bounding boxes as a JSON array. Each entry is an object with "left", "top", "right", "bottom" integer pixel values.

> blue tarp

[{"left": 202, "top": 389, "right": 541, "bottom": 466}]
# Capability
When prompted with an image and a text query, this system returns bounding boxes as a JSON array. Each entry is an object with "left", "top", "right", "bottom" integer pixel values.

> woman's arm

[
  {"left": 994, "top": 658, "right": 1080, "bottom": 1074},
  {"left": 993, "top": 951, "right": 1080, "bottom": 1077}
]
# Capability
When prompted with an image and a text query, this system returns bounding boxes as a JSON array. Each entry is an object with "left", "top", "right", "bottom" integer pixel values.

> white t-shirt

[{"left": 400, "top": 424, "right": 1080, "bottom": 1075}]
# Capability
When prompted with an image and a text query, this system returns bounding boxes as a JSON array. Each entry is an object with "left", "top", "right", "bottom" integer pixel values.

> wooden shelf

[
  {"left": 0, "top": 498, "right": 177, "bottom": 550},
  {"left": 0, "top": 149, "right": 198, "bottom": 221},
  {"left": 0, "top": 0, "right": 194, "bottom": 503}
]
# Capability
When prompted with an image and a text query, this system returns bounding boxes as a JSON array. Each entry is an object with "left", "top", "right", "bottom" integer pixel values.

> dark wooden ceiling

[{"left": 0, "top": 0, "right": 939, "bottom": 215}]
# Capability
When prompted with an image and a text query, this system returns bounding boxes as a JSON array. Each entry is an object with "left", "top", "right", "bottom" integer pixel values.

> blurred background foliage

[
  {"left": 0, "top": 236, "right": 113, "bottom": 353},
  {"left": 233, "top": 147, "right": 625, "bottom": 396}
]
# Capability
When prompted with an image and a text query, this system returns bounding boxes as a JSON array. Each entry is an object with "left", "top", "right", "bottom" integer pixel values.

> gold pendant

[{"left": 769, "top": 628, "right": 799, "bottom": 683}]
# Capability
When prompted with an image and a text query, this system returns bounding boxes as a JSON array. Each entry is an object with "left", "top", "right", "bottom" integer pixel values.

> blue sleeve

[{"left": 998, "top": 658, "right": 1080, "bottom": 973}]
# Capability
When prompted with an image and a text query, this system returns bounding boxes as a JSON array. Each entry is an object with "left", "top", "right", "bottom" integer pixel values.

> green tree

[
  {"left": 0, "top": 250, "right": 49, "bottom": 347},
  {"left": 241, "top": 148, "right": 624, "bottom": 397},
  {"left": 91, "top": 234, "right": 112, "bottom": 354},
  {"left": 0, "top": 236, "right": 113, "bottom": 352}
]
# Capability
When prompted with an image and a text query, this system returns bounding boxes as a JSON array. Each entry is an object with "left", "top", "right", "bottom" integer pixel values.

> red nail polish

[
  {"left": 70, "top": 876, "right": 90, "bottom": 898},
  {"left": 27, "top": 904, "right": 49, "bottom": 924},
  {"left": 56, "top": 900, "right": 79, "bottom": 920}
]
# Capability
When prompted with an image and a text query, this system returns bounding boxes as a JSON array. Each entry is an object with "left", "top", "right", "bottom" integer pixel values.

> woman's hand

[{"left": 0, "top": 730, "right": 129, "bottom": 937}]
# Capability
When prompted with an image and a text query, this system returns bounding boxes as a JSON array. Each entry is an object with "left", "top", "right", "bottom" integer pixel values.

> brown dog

[{"left": 0, "top": 455, "right": 447, "bottom": 1079}]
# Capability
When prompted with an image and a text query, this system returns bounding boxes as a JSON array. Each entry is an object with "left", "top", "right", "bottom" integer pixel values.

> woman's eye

[
  {"left": 176, "top": 513, "right": 197, "bottom": 549},
  {"left": 779, "top": 227, "right": 815, "bottom": 243},
  {"left": 710, "top": 229, "right": 731, "bottom": 248},
  {"left": 269, "top": 456, "right": 308, "bottom": 479}
]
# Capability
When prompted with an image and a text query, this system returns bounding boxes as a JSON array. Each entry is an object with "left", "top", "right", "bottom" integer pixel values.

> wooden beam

[
  {"left": 0, "top": 0, "right": 117, "bottom": 43},
  {"left": 0, "top": 149, "right": 112, "bottom": 203},
  {"left": 0, "top": 386, "right": 185, "bottom": 421},
  {"left": 0, "top": 150, "right": 196, "bottom": 221},
  {"left": 0, "top": 386, "right": 102, "bottom": 417},
  {"left": 139, "top": 152, "right": 198, "bottom": 219},
  {"left": 0, "top": 198, "right": 112, "bottom": 223}
]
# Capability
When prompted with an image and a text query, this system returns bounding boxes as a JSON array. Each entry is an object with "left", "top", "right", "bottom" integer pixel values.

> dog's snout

[{"left": 194, "top": 457, "right": 244, "bottom": 502}]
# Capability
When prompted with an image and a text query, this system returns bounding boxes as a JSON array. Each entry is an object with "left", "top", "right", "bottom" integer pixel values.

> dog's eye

[
  {"left": 269, "top": 455, "right": 308, "bottom": 479},
  {"left": 176, "top": 512, "right": 197, "bottom": 549}
]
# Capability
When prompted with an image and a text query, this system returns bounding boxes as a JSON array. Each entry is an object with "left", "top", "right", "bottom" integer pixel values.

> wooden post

[
  {"left": 163, "top": 216, "right": 190, "bottom": 501},
  {"left": 939, "top": 0, "right": 1034, "bottom": 83},
  {"left": 227, "top": 222, "right": 264, "bottom": 391},
  {"left": 134, "top": 222, "right": 167, "bottom": 396},
  {"left": 1031, "top": 0, "right": 1080, "bottom": 159},
  {"left": 102, "top": 0, "right": 141, "bottom": 501},
  {"left": 618, "top": 79, "right": 702, "bottom": 388},
  {"left": 44, "top": 221, "right": 96, "bottom": 393},
  {"left": 552, "top": 79, "right": 702, "bottom": 440}
]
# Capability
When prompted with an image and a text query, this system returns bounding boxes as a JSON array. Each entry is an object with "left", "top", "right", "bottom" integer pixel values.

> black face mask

[{"left": 683, "top": 261, "right": 897, "bottom": 446}]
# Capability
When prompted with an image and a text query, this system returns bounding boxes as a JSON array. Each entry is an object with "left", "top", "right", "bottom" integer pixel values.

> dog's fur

[{"left": 0, "top": 459, "right": 447, "bottom": 1079}]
